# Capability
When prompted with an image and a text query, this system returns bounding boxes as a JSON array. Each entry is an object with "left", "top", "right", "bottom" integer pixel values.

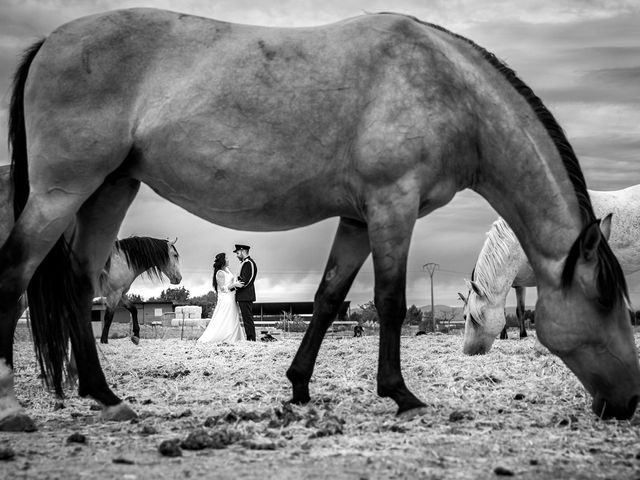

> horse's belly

[{"left": 140, "top": 169, "right": 345, "bottom": 232}]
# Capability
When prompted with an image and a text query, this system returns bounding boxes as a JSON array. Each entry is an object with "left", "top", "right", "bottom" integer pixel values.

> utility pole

[{"left": 423, "top": 263, "right": 439, "bottom": 332}]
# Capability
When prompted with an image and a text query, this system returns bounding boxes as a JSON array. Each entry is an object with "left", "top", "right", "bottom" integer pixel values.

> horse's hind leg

[
  {"left": 515, "top": 286, "right": 527, "bottom": 338},
  {"left": 0, "top": 296, "right": 35, "bottom": 431},
  {"left": 0, "top": 294, "right": 31, "bottom": 430},
  {"left": 368, "top": 203, "right": 425, "bottom": 415},
  {"left": 287, "top": 218, "right": 370, "bottom": 404},
  {"left": 0, "top": 188, "right": 101, "bottom": 430},
  {"left": 68, "top": 176, "right": 140, "bottom": 421},
  {"left": 500, "top": 326, "right": 508, "bottom": 339}
]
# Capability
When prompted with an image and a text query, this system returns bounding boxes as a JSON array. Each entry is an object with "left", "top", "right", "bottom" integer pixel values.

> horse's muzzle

[{"left": 592, "top": 394, "right": 639, "bottom": 420}]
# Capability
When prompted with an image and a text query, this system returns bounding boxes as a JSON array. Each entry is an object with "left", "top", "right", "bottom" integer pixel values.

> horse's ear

[
  {"left": 599, "top": 214, "right": 612, "bottom": 242},
  {"left": 170, "top": 237, "right": 178, "bottom": 245},
  {"left": 579, "top": 221, "right": 602, "bottom": 263},
  {"left": 470, "top": 280, "right": 484, "bottom": 298},
  {"left": 458, "top": 292, "right": 467, "bottom": 303},
  {"left": 465, "top": 279, "right": 484, "bottom": 298}
]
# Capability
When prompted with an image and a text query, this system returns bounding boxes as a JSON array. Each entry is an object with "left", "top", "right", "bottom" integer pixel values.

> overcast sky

[{"left": 1, "top": 0, "right": 639, "bottom": 309}]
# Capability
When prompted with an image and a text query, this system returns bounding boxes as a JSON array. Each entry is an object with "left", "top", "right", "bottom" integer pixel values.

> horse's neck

[
  {"left": 470, "top": 110, "right": 584, "bottom": 287},
  {"left": 433, "top": 33, "right": 588, "bottom": 286},
  {"left": 100, "top": 251, "right": 139, "bottom": 292},
  {"left": 475, "top": 218, "right": 528, "bottom": 303}
]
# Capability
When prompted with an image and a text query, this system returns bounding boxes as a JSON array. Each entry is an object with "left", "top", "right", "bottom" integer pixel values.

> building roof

[{"left": 254, "top": 301, "right": 350, "bottom": 316}]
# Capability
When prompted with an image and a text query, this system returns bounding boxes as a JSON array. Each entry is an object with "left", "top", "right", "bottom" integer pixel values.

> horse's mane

[
  {"left": 378, "top": 12, "right": 627, "bottom": 307},
  {"left": 472, "top": 218, "right": 519, "bottom": 304},
  {"left": 104, "top": 236, "right": 173, "bottom": 281}
]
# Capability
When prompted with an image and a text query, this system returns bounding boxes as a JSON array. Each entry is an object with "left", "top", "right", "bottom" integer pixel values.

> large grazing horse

[
  {"left": 97, "top": 236, "right": 181, "bottom": 345},
  {"left": 461, "top": 185, "right": 640, "bottom": 355},
  {"left": 1, "top": 10, "right": 639, "bottom": 431}
]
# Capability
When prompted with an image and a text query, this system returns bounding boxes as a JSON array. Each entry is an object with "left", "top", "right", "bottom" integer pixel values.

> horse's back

[{"left": 25, "top": 10, "right": 482, "bottom": 230}]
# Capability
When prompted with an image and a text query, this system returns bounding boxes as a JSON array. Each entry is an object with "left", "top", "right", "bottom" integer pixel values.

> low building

[
  {"left": 91, "top": 300, "right": 175, "bottom": 325},
  {"left": 253, "top": 301, "right": 351, "bottom": 322}
]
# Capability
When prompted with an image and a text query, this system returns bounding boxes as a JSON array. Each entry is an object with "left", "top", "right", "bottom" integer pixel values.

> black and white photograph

[{"left": 0, "top": 0, "right": 639, "bottom": 478}]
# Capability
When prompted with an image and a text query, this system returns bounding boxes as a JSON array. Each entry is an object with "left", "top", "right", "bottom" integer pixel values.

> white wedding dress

[{"left": 197, "top": 268, "right": 246, "bottom": 344}]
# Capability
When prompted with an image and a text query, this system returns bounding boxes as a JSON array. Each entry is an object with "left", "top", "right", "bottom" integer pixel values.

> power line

[{"left": 423, "top": 263, "right": 439, "bottom": 331}]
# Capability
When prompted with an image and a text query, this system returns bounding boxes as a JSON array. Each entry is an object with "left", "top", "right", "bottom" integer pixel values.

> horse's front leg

[
  {"left": 287, "top": 217, "right": 370, "bottom": 404},
  {"left": 69, "top": 177, "right": 139, "bottom": 422},
  {"left": 69, "top": 275, "right": 135, "bottom": 422},
  {"left": 368, "top": 199, "right": 426, "bottom": 415},
  {"left": 121, "top": 298, "right": 140, "bottom": 345},
  {"left": 100, "top": 308, "right": 114, "bottom": 344}
]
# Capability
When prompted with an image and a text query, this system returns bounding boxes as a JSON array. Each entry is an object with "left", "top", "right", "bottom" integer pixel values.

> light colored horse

[
  {"left": 462, "top": 184, "right": 640, "bottom": 355},
  {"left": 1, "top": 10, "right": 638, "bottom": 431},
  {"left": 98, "top": 236, "right": 181, "bottom": 344}
]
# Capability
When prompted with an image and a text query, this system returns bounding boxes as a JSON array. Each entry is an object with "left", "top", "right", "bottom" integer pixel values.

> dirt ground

[{"left": 2, "top": 328, "right": 640, "bottom": 479}]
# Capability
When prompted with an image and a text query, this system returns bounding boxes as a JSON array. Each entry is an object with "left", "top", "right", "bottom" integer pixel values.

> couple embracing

[{"left": 198, "top": 244, "right": 257, "bottom": 344}]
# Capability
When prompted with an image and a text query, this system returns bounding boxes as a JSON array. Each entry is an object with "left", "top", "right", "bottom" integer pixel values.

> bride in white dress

[{"left": 198, "top": 252, "right": 246, "bottom": 344}]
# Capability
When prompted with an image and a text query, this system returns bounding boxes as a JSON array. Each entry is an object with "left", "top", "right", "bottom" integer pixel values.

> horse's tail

[
  {"left": 9, "top": 39, "right": 44, "bottom": 217},
  {"left": 9, "top": 39, "right": 82, "bottom": 396}
]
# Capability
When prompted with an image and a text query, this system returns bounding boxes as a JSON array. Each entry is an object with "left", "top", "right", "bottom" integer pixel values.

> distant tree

[
  {"left": 524, "top": 309, "right": 535, "bottom": 324},
  {"left": 350, "top": 310, "right": 363, "bottom": 325},
  {"left": 357, "top": 301, "right": 379, "bottom": 324},
  {"left": 419, "top": 311, "right": 434, "bottom": 333},
  {"left": 189, "top": 291, "right": 217, "bottom": 318},
  {"left": 125, "top": 293, "right": 143, "bottom": 303},
  {"left": 505, "top": 313, "right": 519, "bottom": 328},
  {"left": 404, "top": 305, "right": 423, "bottom": 326},
  {"left": 436, "top": 309, "right": 457, "bottom": 332},
  {"left": 158, "top": 286, "right": 190, "bottom": 303}
]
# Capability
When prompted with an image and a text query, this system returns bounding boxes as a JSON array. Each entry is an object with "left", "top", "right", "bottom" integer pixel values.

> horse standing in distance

[
  {"left": 461, "top": 184, "right": 640, "bottom": 355},
  {"left": 1, "top": 10, "right": 639, "bottom": 431},
  {"left": 97, "top": 236, "right": 181, "bottom": 345}
]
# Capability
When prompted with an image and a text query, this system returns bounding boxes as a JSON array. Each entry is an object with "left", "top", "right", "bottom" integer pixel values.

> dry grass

[{"left": 2, "top": 329, "right": 640, "bottom": 479}]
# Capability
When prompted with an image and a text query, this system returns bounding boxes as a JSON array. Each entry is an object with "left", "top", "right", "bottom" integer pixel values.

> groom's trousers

[{"left": 238, "top": 301, "right": 256, "bottom": 341}]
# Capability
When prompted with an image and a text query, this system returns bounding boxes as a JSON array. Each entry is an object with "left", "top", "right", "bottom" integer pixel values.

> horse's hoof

[
  {"left": 101, "top": 403, "right": 138, "bottom": 422},
  {"left": 131, "top": 336, "right": 140, "bottom": 345},
  {"left": 0, "top": 412, "right": 37, "bottom": 432},
  {"left": 100, "top": 339, "right": 108, "bottom": 344},
  {"left": 396, "top": 406, "right": 429, "bottom": 420},
  {"left": 289, "top": 395, "right": 310, "bottom": 406}
]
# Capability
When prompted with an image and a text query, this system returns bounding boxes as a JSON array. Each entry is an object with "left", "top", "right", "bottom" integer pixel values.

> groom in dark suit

[{"left": 234, "top": 244, "right": 257, "bottom": 341}]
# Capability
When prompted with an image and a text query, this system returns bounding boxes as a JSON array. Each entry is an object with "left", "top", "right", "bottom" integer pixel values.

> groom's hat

[{"left": 233, "top": 244, "right": 250, "bottom": 252}]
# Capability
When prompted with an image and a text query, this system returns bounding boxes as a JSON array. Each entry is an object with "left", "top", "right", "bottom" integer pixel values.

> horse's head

[
  {"left": 461, "top": 282, "right": 506, "bottom": 355},
  {"left": 535, "top": 220, "right": 640, "bottom": 420},
  {"left": 162, "top": 238, "right": 182, "bottom": 284}
]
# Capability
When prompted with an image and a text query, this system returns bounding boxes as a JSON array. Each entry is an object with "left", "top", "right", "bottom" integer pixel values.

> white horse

[{"left": 462, "top": 184, "right": 640, "bottom": 355}]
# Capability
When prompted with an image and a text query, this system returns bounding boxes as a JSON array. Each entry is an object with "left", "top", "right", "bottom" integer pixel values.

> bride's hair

[{"left": 212, "top": 253, "right": 226, "bottom": 290}]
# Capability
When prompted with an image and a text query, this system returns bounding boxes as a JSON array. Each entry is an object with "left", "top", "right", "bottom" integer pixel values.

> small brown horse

[
  {"left": 1, "top": 10, "right": 638, "bottom": 430},
  {"left": 98, "top": 236, "right": 181, "bottom": 344}
]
